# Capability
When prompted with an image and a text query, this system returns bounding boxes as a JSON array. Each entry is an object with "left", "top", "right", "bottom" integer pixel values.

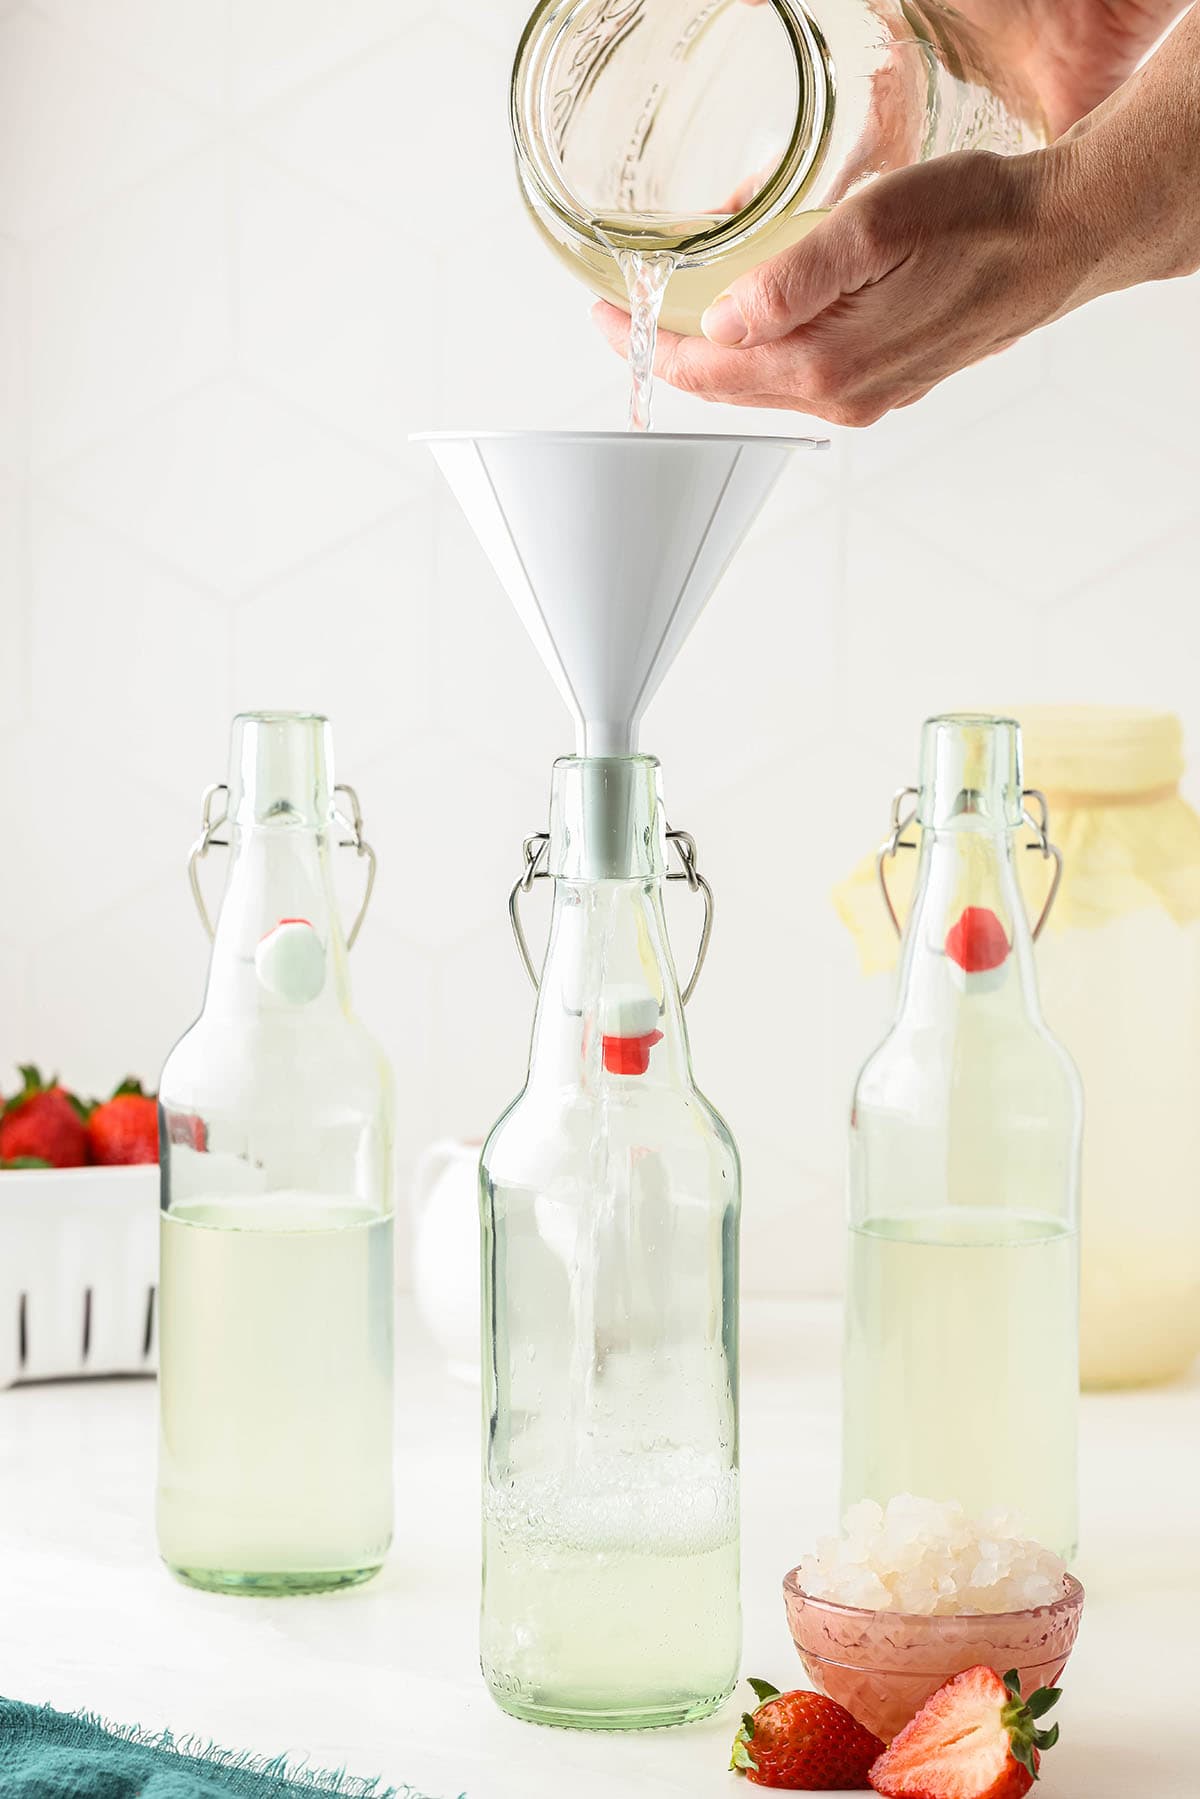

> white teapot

[{"left": 410, "top": 1139, "right": 482, "bottom": 1384}]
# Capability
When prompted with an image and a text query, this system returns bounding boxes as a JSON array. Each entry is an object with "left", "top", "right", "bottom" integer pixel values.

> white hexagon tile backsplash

[{"left": 0, "top": 0, "right": 1197, "bottom": 1296}]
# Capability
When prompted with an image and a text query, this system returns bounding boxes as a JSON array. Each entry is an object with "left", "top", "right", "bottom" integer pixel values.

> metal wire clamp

[
  {"left": 666, "top": 829, "right": 714, "bottom": 1005},
  {"left": 508, "top": 827, "right": 715, "bottom": 1004},
  {"left": 187, "top": 781, "right": 377, "bottom": 948},
  {"left": 508, "top": 833, "right": 552, "bottom": 991},
  {"left": 877, "top": 786, "right": 1063, "bottom": 943}
]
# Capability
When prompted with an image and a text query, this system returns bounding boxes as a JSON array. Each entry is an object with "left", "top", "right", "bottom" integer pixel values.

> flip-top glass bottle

[
  {"left": 482, "top": 756, "right": 741, "bottom": 1730},
  {"left": 844, "top": 716, "right": 1082, "bottom": 1559},
  {"left": 157, "top": 712, "right": 395, "bottom": 1595}
]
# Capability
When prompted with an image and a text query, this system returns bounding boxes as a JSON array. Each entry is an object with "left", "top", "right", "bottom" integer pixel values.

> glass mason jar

[
  {"left": 512, "top": 0, "right": 1045, "bottom": 335},
  {"left": 157, "top": 712, "right": 395, "bottom": 1595},
  {"left": 844, "top": 716, "right": 1082, "bottom": 1560},
  {"left": 481, "top": 756, "right": 741, "bottom": 1730},
  {"left": 1018, "top": 708, "right": 1200, "bottom": 1390}
]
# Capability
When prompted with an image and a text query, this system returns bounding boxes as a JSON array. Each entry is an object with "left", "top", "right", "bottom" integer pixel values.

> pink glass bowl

[{"left": 782, "top": 1570, "right": 1085, "bottom": 1744}]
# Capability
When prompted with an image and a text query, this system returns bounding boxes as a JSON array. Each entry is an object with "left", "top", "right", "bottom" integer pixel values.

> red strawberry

[
  {"left": 869, "top": 1666, "right": 1061, "bottom": 1799},
  {"left": 945, "top": 907, "right": 1010, "bottom": 974},
  {"left": 0, "top": 1066, "right": 89, "bottom": 1169},
  {"left": 731, "top": 1680, "right": 884, "bottom": 1789},
  {"left": 87, "top": 1079, "right": 160, "bottom": 1167}
]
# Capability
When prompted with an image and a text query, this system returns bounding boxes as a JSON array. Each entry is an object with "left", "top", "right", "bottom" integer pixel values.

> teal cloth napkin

[{"left": 0, "top": 1700, "right": 442, "bottom": 1798}]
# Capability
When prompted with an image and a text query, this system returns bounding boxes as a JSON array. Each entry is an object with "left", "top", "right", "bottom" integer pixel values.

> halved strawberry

[
  {"left": 732, "top": 1679, "right": 883, "bottom": 1789},
  {"left": 869, "top": 1666, "right": 1061, "bottom": 1799}
]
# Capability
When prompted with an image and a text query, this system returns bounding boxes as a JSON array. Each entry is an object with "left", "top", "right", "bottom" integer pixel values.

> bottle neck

[
  {"left": 527, "top": 756, "right": 692, "bottom": 1092},
  {"left": 204, "top": 819, "right": 352, "bottom": 1019},
  {"left": 529, "top": 877, "right": 692, "bottom": 1092},
  {"left": 896, "top": 823, "right": 1043, "bottom": 1026}
]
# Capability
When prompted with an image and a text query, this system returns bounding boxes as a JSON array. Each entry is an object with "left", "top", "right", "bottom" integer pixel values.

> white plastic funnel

[{"left": 421, "top": 431, "right": 826, "bottom": 756}]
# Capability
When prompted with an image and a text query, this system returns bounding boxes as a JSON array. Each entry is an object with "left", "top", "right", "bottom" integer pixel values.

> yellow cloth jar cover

[{"left": 835, "top": 708, "right": 1200, "bottom": 1390}]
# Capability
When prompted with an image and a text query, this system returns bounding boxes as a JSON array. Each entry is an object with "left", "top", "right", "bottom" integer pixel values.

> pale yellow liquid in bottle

[
  {"left": 157, "top": 1194, "right": 394, "bottom": 1593},
  {"left": 482, "top": 1464, "right": 740, "bottom": 1729},
  {"left": 842, "top": 1209, "right": 1079, "bottom": 1560}
]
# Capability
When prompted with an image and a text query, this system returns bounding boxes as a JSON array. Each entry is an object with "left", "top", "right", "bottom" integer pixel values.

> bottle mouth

[
  {"left": 229, "top": 711, "right": 335, "bottom": 827},
  {"left": 511, "top": 0, "right": 834, "bottom": 264},
  {"left": 917, "top": 715, "right": 1026, "bottom": 831},
  {"left": 1015, "top": 707, "right": 1185, "bottom": 804},
  {"left": 549, "top": 755, "right": 668, "bottom": 881}
]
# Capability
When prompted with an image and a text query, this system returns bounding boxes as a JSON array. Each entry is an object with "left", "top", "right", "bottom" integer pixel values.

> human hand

[
  {"left": 958, "top": 1, "right": 1191, "bottom": 135},
  {"left": 593, "top": 148, "right": 1098, "bottom": 427},
  {"left": 746, "top": 0, "right": 1189, "bottom": 137}
]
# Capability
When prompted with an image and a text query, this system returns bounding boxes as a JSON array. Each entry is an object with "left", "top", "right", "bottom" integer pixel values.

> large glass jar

[
  {"left": 512, "top": 0, "right": 1044, "bottom": 335},
  {"left": 481, "top": 756, "right": 741, "bottom": 1730},
  {"left": 157, "top": 713, "right": 395, "bottom": 1595},
  {"left": 844, "top": 717, "right": 1081, "bottom": 1561},
  {"left": 1020, "top": 709, "right": 1200, "bottom": 1390}
]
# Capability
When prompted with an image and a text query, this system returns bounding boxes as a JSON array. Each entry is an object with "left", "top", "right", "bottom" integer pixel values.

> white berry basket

[{"left": 0, "top": 1166, "right": 160, "bottom": 1389}]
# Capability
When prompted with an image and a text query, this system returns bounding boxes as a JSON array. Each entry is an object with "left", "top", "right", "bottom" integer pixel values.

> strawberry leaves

[
  {"left": 731, "top": 1680, "right": 781, "bottom": 1772},
  {"left": 731, "top": 1680, "right": 780, "bottom": 1774},
  {"left": 7, "top": 1066, "right": 90, "bottom": 1121},
  {"left": 747, "top": 1679, "right": 781, "bottom": 1704},
  {"left": 1001, "top": 1669, "right": 1062, "bottom": 1780},
  {"left": 112, "top": 1077, "right": 149, "bottom": 1099},
  {"left": 731, "top": 1715, "right": 759, "bottom": 1774}
]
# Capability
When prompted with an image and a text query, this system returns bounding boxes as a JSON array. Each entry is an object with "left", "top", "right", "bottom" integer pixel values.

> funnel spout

[
  {"left": 420, "top": 430, "right": 828, "bottom": 754},
  {"left": 585, "top": 719, "right": 638, "bottom": 758}
]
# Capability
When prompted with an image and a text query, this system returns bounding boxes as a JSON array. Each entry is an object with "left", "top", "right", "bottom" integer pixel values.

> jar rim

[
  {"left": 510, "top": 0, "right": 834, "bottom": 264},
  {"left": 1012, "top": 707, "right": 1184, "bottom": 801}
]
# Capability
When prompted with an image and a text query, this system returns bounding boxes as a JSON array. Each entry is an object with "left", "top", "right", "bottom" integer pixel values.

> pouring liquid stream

[
  {"left": 593, "top": 215, "right": 731, "bottom": 433},
  {"left": 616, "top": 250, "right": 675, "bottom": 432}
]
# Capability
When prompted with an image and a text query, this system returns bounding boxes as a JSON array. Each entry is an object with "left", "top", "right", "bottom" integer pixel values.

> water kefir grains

[{"left": 797, "top": 1495, "right": 1068, "bottom": 1616}]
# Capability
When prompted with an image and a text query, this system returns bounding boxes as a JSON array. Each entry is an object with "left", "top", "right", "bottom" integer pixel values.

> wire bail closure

[
  {"left": 508, "top": 826, "right": 715, "bottom": 1004},
  {"left": 877, "top": 785, "right": 1063, "bottom": 942},
  {"left": 187, "top": 781, "right": 377, "bottom": 948}
]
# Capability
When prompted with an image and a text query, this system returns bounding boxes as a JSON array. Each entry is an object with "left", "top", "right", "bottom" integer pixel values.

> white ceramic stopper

[{"left": 255, "top": 919, "right": 326, "bottom": 1005}]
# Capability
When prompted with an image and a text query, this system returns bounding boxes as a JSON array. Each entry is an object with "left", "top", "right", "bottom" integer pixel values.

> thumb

[{"left": 700, "top": 209, "right": 880, "bottom": 348}]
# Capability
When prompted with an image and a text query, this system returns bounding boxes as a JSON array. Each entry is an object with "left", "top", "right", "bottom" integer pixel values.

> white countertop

[{"left": 1, "top": 1300, "right": 1196, "bottom": 1799}]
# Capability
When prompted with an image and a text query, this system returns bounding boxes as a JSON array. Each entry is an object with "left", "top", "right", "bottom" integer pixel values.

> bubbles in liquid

[
  {"left": 482, "top": 1459, "right": 741, "bottom": 1718},
  {"left": 486, "top": 1456, "right": 739, "bottom": 1557}
]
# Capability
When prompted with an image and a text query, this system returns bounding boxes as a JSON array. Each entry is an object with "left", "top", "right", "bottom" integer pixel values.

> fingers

[
  {"left": 698, "top": 208, "right": 887, "bottom": 349},
  {"left": 592, "top": 299, "right": 910, "bottom": 427},
  {"left": 592, "top": 301, "right": 846, "bottom": 421},
  {"left": 592, "top": 304, "right": 781, "bottom": 401}
]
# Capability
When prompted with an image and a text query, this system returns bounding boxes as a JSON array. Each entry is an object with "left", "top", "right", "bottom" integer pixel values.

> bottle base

[
  {"left": 485, "top": 1681, "right": 736, "bottom": 1732},
  {"left": 164, "top": 1561, "right": 383, "bottom": 1597}
]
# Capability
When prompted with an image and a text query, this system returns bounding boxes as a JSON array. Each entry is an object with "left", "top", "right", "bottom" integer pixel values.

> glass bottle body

[
  {"left": 156, "top": 714, "right": 395, "bottom": 1595},
  {"left": 843, "top": 719, "right": 1081, "bottom": 1560},
  {"left": 513, "top": 0, "right": 1044, "bottom": 335},
  {"left": 481, "top": 758, "right": 741, "bottom": 1729}
]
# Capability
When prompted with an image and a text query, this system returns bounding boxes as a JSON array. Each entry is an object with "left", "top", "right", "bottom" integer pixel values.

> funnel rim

[{"left": 412, "top": 429, "right": 829, "bottom": 452}]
